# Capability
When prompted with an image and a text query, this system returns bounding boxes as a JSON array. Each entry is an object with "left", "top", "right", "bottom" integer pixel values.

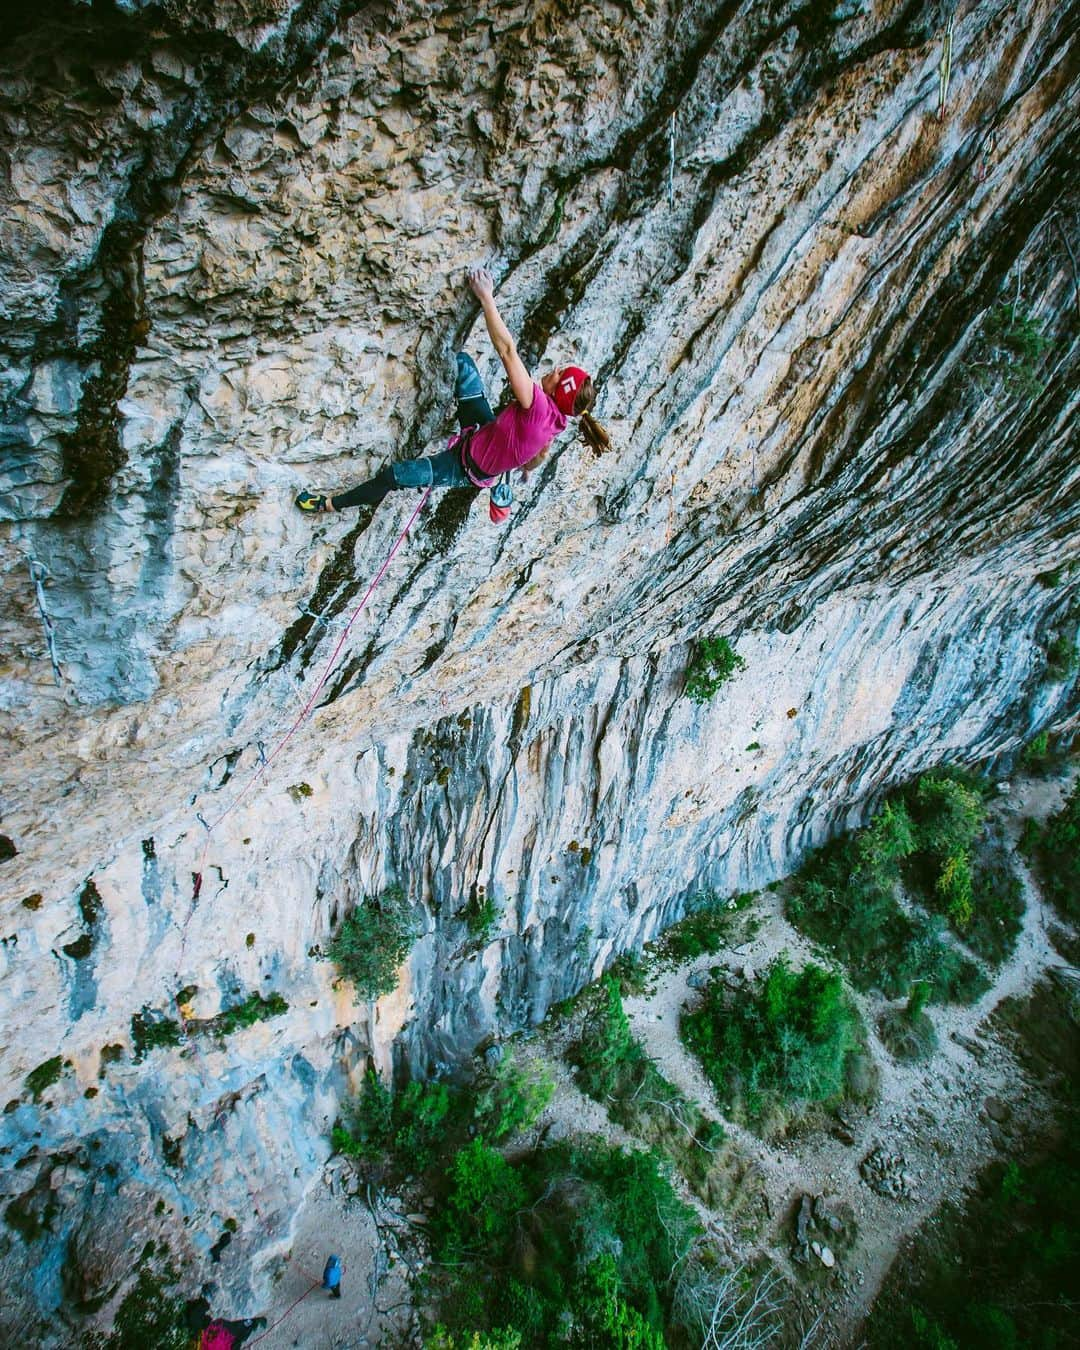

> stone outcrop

[{"left": 0, "top": 0, "right": 1078, "bottom": 1337}]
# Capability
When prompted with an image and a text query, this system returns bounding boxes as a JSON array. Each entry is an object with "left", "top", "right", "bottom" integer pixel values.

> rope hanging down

[{"left": 190, "top": 487, "right": 431, "bottom": 905}]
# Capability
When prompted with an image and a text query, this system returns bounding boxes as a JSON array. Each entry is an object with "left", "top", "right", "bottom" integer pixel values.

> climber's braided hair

[{"left": 573, "top": 378, "right": 611, "bottom": 454}]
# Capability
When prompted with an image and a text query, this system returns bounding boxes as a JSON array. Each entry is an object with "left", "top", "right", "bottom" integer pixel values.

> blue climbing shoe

[{"left": 295, "top": 490, "right": 333, "bottom": 514}]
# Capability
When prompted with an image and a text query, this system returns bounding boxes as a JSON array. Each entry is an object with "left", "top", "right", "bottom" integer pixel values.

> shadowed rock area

[{"left": 0, "top": 0, "right": 1078, "bottom": 1340}]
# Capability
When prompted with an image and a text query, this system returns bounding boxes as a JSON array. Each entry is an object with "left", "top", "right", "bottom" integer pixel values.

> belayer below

[{"left": 296, "top": 267, "right": 609, "bottom": 525}]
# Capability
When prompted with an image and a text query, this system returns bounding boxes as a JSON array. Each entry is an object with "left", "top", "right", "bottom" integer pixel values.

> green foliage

[
  {"left": 25, "top": 1056, "right": 63, "bottom": 1101},
  {"left": 440, "top": 1139, "right": 529, "bottom": 1259},
  {"left": 879, "top": 984, "right": 939, "bottom": 1064},
  {"left": 333, "top": 1069, "right": 453, "bottom": 1174},
  {"left": 327, "top": 885, "right": 417, "bottom": 1001},
  {"left": 571, "top": 978, "right": 727, "bottom": 1200},
  {"left": 572, "top": 976, "right": 636, "bottom": 1101},
  {"left": 1021, "top": 730, "right": 1051, "bottom": 768},
  {"left": 684, "top": 636, "right": 746, "bottom": 704},
  {"left": 1022, "top": 778, "right": 1080, "bottom": 922},
  {"left": 94, "top": 1265, "right": 189, "bottom": 1350},
  {"left": 972, "top": 303, "right": 1053, "bottom": 400},
  {"left": 910, "top": 1306, "right": 959, "bottom": 1350},
  {"left": 431, "top": 1139, "right": 697, "bottom": 1347},
  {"left": 1044, "top": 632, "right": 1078, "bottom": 681},
  {"left": 865, "top": 1078, "right": 1080, "bottom": 1350},
  {"left": 787, "top": 774, "right": 1004, "bottom": 998},
  {"left": 681, "top": 954, "right": 868, "bottom": 1131},
  {"left": 656, "top": 892, "right": 754, "bottom": 964},
  {"left": 211, "top": 991, "right": 288, "bottom": 1037},
  {"left": 464, "top": 891, "right": 499, "bottom": 942},
  {"left": 426, "top": 1329, "right": 523, "bottom": 1349},
  {"left": 130, "top": 1010, "right": 183, "bottom": 1063},
  {"left": 573, "top": 1254, "right": 666, "bottom": 1348},
  {"left": 473, "top": 1054, "right": 553, "bottom": 1143}
]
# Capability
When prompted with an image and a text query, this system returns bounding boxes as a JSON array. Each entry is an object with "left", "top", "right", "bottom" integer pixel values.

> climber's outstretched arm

[{"left": 468, "top": 267, "right": 535, "bottom": 411}]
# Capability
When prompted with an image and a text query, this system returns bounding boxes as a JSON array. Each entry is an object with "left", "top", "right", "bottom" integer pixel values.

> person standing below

[{"left": 295, "top": 268, "right": 608, "bottom": 524}]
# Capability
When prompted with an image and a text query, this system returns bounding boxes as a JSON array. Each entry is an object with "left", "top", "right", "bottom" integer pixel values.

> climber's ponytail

[
  {"left": 578, "top": 410, "right": 611, "bottom": 454},
  {"left": 572, "top": 378, "right": 611, "bottom": 454}
]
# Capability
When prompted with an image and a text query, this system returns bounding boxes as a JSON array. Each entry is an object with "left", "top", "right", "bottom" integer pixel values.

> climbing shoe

[{"left": 295, "top": 490, "right": 334, "bottom": 514}]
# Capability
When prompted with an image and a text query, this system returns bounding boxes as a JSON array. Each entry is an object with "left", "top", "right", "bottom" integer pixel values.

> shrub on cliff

[
  {"left": 327, "top": 885, "right": 417, "bottom": 1001},
  {"left": 680, "top": 954, "right": 870, "bottom": 1132},
  {"left": 684, "top": 636, "right": 745, "bottom": 704}
]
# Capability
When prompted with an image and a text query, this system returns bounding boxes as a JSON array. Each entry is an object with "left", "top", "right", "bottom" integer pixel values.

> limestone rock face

[{"left": 1, "top": 0, "right": 1078, "bottom": 1337}]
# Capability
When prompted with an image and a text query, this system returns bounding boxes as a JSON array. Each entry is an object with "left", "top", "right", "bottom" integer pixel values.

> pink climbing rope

[
  {"left": 243, "top": 1280, "right": 322, "bottom": 1347},
  {"left": 190, "top": 488, "right": 431, "bottom": 904}
]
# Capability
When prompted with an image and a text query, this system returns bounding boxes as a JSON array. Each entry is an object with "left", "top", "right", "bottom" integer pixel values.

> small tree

[{"left": 327, "top": 885, "right": 417, "bottom": 1001}]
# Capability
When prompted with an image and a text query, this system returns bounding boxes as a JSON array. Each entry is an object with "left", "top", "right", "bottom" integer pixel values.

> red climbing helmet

[{"left": 552, "top": 365, "right": 589, "bottom": 415}]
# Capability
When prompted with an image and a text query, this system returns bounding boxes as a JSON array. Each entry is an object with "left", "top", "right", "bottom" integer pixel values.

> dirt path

[
  {"left": 620, "top": 769, "right": 1076, "bottom": 1342},
  {"left": 256, "top": 768, "right": 1075, "bottom": 1347}
]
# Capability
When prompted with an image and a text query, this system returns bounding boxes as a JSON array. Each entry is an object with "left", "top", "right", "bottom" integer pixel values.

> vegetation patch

[
  {"left": 968, "top": 302, "right": 1053, "bottom": 400},
  {"left": 571, "top": 976, "right": 740, "bottom": 1207},
  {"left": 430, "top": 1138, "right": 696, "bottom": 1347},
  {"left": 684, "top": 635, "right": 746, "bottom": 704},
  {"left": 1022, "top": 777, "right": 1080, "bottom": 924},
  {"left": 131, "top": 1009, "right": 184, "bottom": 1062},
  {"left": 85, "top": 1262, "right": 189, "bottom": 1349},
  {"left": 680, "top": 954, "right": 872, "bottom": 1134},
  {"left": 200, "top": 991, "right": 288, "bottom": 1038},
  {"left": 326, "top": 884, "right": 418, "bottom": 1001},
  {"left": 863, "top": 981, "right": 1078, "bottom": 1349},
  {"left": 25, "top": 1056, "right": 64, "bottom": 1102},
  {"left": 333, "top": 1052, "right": 552, "bottom": 1181},
  {"left": 462, "top": 888, "right": 499, "bottom": 944},
  {"left": 787, "top": 774, "right": 1004, "bottom": 1000},
  {"left": 878, "top": 982, "right": 939, "bottom": 1064}
]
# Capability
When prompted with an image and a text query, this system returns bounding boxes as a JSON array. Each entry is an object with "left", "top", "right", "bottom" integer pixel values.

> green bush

[
  {"left": 1021, "top": 778, "right": 1080, "bottom": 922},
  {"left": 787, "top": 774, "right": 1007, "bottom": 996},
  {"left": 1044, "top": 632, "right": 1078, "bottom": 682},
  {"left": 333, "top": 1069, "right": 453, "bottom": 1174},
  {"left": 571, "top": 977, "right": 727, "bottom": 1199},
  {"left": 25, "top": 1057, "right": 63, "bottom": 1102},
  {"left": 431, "top": 1139, "right": 697, "bottom": 1346},
  {"left": 210, "top": 991, "right": 288, "bottom": 1037},
  {"left": 131, "top": 1009, "right": 184, "bottom": 1063},
  {"left": 327, "top": 885, "right": 417, "bottom": 1001},
  {"left": 426, "top": 1330, "right": 523, "bottom": 1350},
  {"left": 681, "top": 954, "right": 869, "bottom": 1131},
  {"left": 684, "top": 636, "right": 746, "bottom": 704},
  {"left": 473, "top": 1054, "right": 553, "bottom": 1143},
  {"left": 85, "top": 1264, "right": 189, "bottom": 1350},
  {"left": 440, "top": 1140, "right": 529, "bottom": 1260}
]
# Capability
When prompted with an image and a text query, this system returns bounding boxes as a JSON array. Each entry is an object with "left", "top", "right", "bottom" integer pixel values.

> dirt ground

[{"left": 252, "top": 767, "right": 1076, "bottom": 1348}]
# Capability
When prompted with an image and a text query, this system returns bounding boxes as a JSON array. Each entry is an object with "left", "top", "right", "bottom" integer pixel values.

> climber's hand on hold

[{"left": 468, "top": 266, "right": 495, "bottom": 301}]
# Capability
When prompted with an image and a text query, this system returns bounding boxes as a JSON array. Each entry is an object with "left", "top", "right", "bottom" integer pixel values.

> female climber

[{"left": 295, "top": 266, "right": 609, "bottom": 524}]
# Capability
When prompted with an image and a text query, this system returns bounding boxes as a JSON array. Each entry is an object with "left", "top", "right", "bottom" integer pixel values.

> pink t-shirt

[{"left": 468, "top": 383, "right": 567, "bottom": 476}]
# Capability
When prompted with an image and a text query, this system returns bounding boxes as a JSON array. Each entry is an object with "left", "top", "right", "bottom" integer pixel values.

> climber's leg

[
  {"left": 455, "top": 352, "right": 495, "bottom": 430},
  {"left": 391, "top": 449, "right": 470, "bottom": 490},
  {"left": 322, "top": 466, "right": 397, "bottom": 512}
]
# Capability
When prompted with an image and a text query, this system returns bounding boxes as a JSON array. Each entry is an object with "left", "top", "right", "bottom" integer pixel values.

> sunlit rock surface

[{"left": 0, "top": 0, "right": 1077, "bottom": 1336}]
